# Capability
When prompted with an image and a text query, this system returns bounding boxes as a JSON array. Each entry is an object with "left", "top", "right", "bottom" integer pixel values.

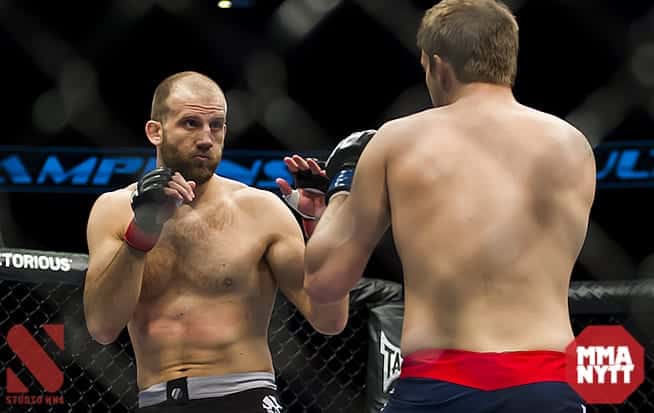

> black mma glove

[
  {"left": 124, "top": 167, "right": 176, "bottom": 252},
  {"left": 295, "top": 160, "right": 330, "bottom": 193},
  {"left": 325, "top": 129, "right": 376, "bottom": 203},
  {"left": 282, "top": 160, "right": 330, "bottom": 220}
]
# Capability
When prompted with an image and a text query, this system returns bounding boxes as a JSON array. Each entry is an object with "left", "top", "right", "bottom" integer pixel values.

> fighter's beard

[{"left": 159, "top": 140, "right": 220, "bottom": 185}]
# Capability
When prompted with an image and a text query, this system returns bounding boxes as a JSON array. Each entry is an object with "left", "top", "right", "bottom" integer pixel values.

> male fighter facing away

[{"left": 286, "top": 1, "right": 596, "bottom": 412}]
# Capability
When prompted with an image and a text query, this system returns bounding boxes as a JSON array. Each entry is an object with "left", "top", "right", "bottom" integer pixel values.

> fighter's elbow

[
  {"left": 310, "top": 317, "right": 348, "bottom": 336},
  {"left": 89, "top": 329, "right": 119, "bottom": 345},
  {"left": 306, "top": 304, "right": 349, "bottom": 336},
  {"left": 304, "top": 288, "right": 350, "bottom": 335},
  {"left": 85, "top": 318, "right": 120, "bottom": 345},
  {"left": 304, "top": 272, "right": 347, "bottom": 305}
]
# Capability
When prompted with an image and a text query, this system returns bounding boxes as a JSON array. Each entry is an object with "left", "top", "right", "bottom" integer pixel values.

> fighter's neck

[
  {"left": 450, "top": 82, "right": 516, "bottom": 105},
  {"left": 192, "top": 175, "right": 219, "bottom": 200}
]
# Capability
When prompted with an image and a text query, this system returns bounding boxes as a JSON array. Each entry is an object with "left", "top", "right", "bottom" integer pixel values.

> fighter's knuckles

[
  {"left": 167, "top": 181, "right": 190, "bottom": 198},
  {"left": 171, "top": 172, "right": 190, "bottom": 186},
  {"left": 285, "top": 159, "right": 299, "bottom": 172},
  {"left": 163, "top": 187, "right": 182, "bottom": 200}
]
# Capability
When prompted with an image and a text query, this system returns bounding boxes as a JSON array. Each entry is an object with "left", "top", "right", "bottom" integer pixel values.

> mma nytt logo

[
  {"left": 577, "top": 346, "right": 634, "bottom": 383},
  {"left": 565, "top": 325, "right": 644, "bottom": 404}
]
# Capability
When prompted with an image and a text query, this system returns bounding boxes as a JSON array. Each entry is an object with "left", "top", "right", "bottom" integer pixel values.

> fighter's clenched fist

[{"left": 125, "top": 167, "right": 196, "bottom": 252}]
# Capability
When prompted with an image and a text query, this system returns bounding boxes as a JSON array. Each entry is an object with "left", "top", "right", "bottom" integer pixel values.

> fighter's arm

[
  {"left": 83, "top": 188, "right": 146, "bottom": 345},
  {"left": 305, "top": 127, "right": 392, "bottom": 304},
  {"left": 262, "top": 191, "right": 349, "bottom": 335},
  {"left": 84, "top": 170, "right": 195, "bottom": 344}
]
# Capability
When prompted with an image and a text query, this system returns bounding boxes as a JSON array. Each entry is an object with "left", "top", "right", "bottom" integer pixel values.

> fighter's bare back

[{"left": 383, "top": 92, "right": 596, "bottom": 356}]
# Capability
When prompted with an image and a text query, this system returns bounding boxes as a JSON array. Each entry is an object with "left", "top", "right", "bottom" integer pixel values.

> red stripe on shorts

[{"left": 399, "top": 349, "right": 566, "bottom": 390}]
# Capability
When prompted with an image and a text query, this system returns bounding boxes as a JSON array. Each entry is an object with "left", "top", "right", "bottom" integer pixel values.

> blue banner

[
  {"left": 0, "top": 142, "right": 651, "bottom": 194},
  {"left": 594, "top": 141, "right": 654, "bottom": 188},
  {"left": 0, "top": 146, "right": 316, "bottom": 194}
]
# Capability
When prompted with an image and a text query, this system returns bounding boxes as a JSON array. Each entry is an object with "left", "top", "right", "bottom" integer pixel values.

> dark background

[
  {"left": 2, "top": 0, "right": 654, "bottom": 284},
  {"left": 1, "top": 2, "right": 654, "bottom": 413}
]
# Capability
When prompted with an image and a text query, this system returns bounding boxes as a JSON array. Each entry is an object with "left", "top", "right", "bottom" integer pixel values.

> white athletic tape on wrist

[{"left": 282, "top": 189, "right": 318, "bottom": 220}]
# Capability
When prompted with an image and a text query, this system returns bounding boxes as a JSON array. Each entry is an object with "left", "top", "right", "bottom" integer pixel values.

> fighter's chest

[
  {"left": 141, "top": 205, "right": 269, "bottom": 298},
  {"left": 166, "top": 202, "right": 236, "bottom": 245}
]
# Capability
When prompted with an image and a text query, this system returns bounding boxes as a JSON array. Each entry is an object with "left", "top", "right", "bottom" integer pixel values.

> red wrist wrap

[
  {"left": 301, "top": 218, "right": 317, "bottom": 239},
  {"left": 124, "top": 219, "right": 160, "bottom": 252}
]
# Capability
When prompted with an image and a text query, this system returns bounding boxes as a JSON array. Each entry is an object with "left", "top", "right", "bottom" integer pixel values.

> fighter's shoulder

[
  {"left": 231, "top": 184, "right": 277, "bottom": 204},
  {"left": 93, "top": 184, "right": 135, "bottom": 207},
  {"left": 87, "top": 184, "right": 134, "bottom": 226},
  {"left": 231, "top": 185, "right": 296, "bottom": 232},
  {"left": 378, "top": 108, "right": 453, "bottom": 135},
  {"left": 377, "top": 111, "right": 426, "bottom": 134},
  {"left": 525, "top": 106, "right": 593, "bottom": 157},
  {"left": 227, "top": 180, "right": 286, "bottom": 215},
  {"left": 373, "top": 109, "right": 453, "bottom": 149}
]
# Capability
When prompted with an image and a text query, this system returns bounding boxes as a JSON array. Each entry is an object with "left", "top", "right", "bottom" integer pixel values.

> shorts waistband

[
  {"left": 138, "top": 371, "right": 277, "bottom": 408},
  {"left": 400, "top": 349, "right": 566, "bottom": 390}
]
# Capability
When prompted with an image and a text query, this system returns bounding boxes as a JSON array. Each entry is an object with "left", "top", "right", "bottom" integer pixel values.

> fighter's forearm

[
  {"left": 304, "top": 194, "right": 363, "bottom": 303},
  {"left": 305, "top": 194, "right": 348, "bottom": 270},
  {"left": 84, "top": 243, "right": 145, "bottom": 344}
]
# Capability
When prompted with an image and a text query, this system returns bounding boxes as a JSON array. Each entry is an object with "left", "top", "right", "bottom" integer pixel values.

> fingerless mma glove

[
  {"left": 124, "top": 167, "right": 175, "bottom": 252},
  {"left": 282, "top": 160, "right": 330, "bottom": 220},
  {"left": 325, "top": 130, "right": 376, "bottom": 204}
]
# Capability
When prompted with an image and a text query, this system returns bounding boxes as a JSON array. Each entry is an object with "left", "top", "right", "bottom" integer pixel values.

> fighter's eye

[
  {"left": 210, "top": 119, "right": 224, "bottom": 130},
  {"left": 183, "top": 118, "right": 199, "bottom": 128}
]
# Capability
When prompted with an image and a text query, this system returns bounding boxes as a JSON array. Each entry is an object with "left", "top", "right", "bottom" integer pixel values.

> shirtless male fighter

[
  {"left": 282, "top": 1, "right": 597, "bottom": 411},
  {"left": 83, "top": 71, "right": 346, "bottom": 412}
]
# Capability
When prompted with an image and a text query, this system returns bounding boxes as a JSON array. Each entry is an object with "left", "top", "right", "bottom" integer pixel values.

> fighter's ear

[
  {"left": 432, "top": 53, "right": 445, "bottom": 76},
  {"left": 145, "top": 120, "right": 163, "bottom": 146},
  {"left": 433, "top": 54, "right": 455, "bottom": 90},
  {"left": 420, "top": 50, "right": 430, "bottom": 72}
]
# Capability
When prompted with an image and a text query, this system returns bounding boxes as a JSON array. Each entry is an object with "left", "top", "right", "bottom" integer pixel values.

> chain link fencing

[
  {"left": 0, "top": 278, "right": 369, "bottom": 413},
  {"left": 1, "top": 260, "right": 653, "bottom": 413}
]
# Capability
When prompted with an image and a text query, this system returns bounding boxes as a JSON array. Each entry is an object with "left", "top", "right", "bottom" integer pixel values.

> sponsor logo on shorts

[
  {"left": 380, "top": 331, "right": 403, "bottom": 393},
  {"left": 3, "top": 324, "right": 66, "bottom": 407},
  {"left": 261, "top": 395, "right": 283, "bottom": 413},
  {"left": 170, "top": 387, "right": 182, "bottom": 400},
  {"left": 565, "top": 325, "right": 645, "bottom": 404},
  {"left": 0, "top": 253, "right": 71, "bottom": 272}
]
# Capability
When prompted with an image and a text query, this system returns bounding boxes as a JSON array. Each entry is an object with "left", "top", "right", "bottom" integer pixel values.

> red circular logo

[{"left": 565, "top": 325, "right": 645, "bottom": 404}]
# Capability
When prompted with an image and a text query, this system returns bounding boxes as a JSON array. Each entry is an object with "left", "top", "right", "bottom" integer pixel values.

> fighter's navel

[{"left": 222, "top": 278, "right": 233, "bottom": 289}]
